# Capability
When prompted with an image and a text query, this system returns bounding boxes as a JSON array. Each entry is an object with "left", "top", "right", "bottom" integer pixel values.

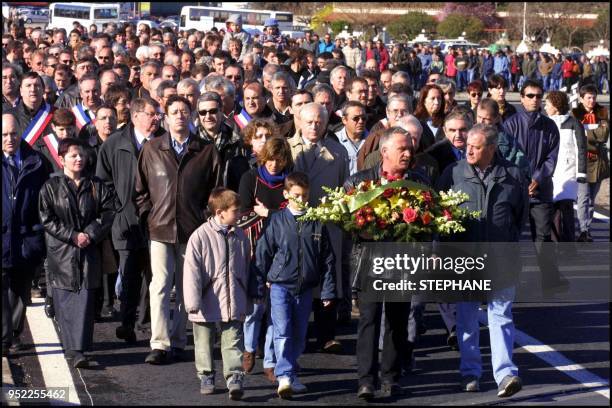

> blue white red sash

[
  {"left": 234, "top": 109, "right": 252, "bottom": 130},
  {"left": 41, "top": 133, "right": 63, "bottom": 169},
  {"left": 72, "top": 104, "right": 95, "bottom": 130},
  {"left": 21, "top": 102, "right": 53, "bottom": 146}
]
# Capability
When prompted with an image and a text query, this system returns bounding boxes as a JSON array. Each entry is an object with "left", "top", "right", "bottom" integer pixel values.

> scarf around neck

[{"left": 257, "top": 165, "right": 287, "bottom": 186}]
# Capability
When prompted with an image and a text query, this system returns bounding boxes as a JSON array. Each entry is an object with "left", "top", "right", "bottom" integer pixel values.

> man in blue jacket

[
  {"left": 503, "top": 80, "right": 566, "bottom": 291},
  {"left": 2, "top": 112, "right": 50, "bottom": 356},
  {"left": 318, "top": 33, "right": 335, "bottom": 55}
]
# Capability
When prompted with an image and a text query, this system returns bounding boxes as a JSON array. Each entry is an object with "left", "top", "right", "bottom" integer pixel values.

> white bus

[
  {"left": 179, "top": 6, "right": 293, "bottom": 33},
  {"left": 48, "top": 3, "right": 120, "bottom": 33}
]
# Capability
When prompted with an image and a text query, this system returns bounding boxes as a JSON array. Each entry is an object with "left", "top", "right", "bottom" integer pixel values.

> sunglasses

[
  {"left": 470, "top": 92, "right": 483, "bottom": 97},
  {"left": 198, "top": 108, "right": 219, "bottom": 116},
  {"left": 524, "top": 93, "right": 543, "bottom": 99},
  {"left": 226, "top": 75, "right": 242, "bottom": 80}
]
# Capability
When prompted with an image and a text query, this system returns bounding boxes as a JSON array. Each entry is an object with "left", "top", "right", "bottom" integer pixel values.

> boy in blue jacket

[{"left": 253, "top": 171, "right": 336, "bottom": 399}]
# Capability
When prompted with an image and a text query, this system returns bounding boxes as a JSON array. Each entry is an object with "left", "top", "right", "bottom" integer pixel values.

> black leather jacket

[{"left": 38, "top": 175, "right": 116, "bottom": 291}]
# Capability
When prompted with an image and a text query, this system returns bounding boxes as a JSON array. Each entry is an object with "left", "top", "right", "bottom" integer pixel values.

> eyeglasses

[
  {"left": 198, "top": 108, "right": 219, "bottom": 116},
  {"left": 524, "top": 93, "right": 543, "bottom": 99},
  {"left": 470, "top": 93, "right": 483, "bottom": 97},
  {"left": 350, "top": 115, "right": 366, "bottom": 122}
]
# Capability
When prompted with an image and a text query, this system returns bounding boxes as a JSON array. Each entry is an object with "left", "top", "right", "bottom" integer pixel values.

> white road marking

[
  {"left": 478, "top": 312, "right": 610, "bottom": 399},
  {"left": 26, "top": 299, "right": 81, "bottom": 405}
]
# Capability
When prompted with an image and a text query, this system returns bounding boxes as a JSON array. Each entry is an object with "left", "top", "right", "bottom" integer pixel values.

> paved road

[{"left": 6, "top": 213, "right": 609, "bottom": 406}]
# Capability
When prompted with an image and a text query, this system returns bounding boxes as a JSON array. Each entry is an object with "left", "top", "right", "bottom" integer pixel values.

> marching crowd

[{"left": 2, "top": 14, "right": 610, "bottom": 401}]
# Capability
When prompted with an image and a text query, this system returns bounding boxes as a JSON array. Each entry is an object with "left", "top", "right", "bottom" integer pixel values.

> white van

[{"left": 48, "top": 3, "right": 120, "bottom": 33}]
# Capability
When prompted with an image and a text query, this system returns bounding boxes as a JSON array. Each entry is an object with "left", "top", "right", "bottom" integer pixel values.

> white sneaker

[
  {"left": 291, "top": 377, "right": 307, "bottom": 394},
  {"left": 277, "top": 377, "right": 293, "bottom": 399}
]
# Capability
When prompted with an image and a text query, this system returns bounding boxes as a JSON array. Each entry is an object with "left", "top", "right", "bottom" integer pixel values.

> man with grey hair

[
  {"left": 356, "top": 94, "right": 415, "bottom": 171},
  {"left": 267, "top": 71, "right": 295, "bottom": 126},
  {"left": 312, "top": 83, "right": 343, "bottom": 134},
  {"left": 262, "top": 63, "right": 280, "bottom": 96},
  {"left": 288, "top": 102, "right": 349, "bottom": 354},
  {"left": 136, "top": 60, "right": 161, "bottom": 99},
  {"left": 203, "top": 75, "right": 238, "bottom": 121},
  {"left": 196, "top": 91, "right": 245, "bottom": 191},
  {"left": 2, "top": 63, "right": 22, "bottom": 109},
  {"left": 344, "top": 126, "right": 429, "bottom": 399},
  {"left": 177, "top": 78, "right": 200, "bottom": 133},
  {"left": 330, "top": 65, "right": 349, "bottom": 111},
  {"left": 436, "top": 123, "right": 526, "bottom": 398},
  {"left": 427, "top": 109, "right": 473, "bottom": 174}
]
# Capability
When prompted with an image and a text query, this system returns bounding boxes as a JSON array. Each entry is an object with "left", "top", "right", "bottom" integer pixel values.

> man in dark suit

[{"left": 426, "top": 110, "right": 473, "bottom": 175}]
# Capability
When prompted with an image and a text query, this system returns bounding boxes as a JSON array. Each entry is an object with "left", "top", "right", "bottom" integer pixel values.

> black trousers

[
  {"left": 356, "top": 300, "right": 410, "bottom": 387},
  {"left": 2, "top": 267, "right": 33, "bottom": 348},
  {"left": 117, "top": 248, "right": 151, "bottom": 330},
  {"left": 312, "top": 299, "right": 337, "bottom": 346},
  {"left": 552, "top": 199, "right": 576, "bottom": 242},
  {"left": 529, "top": 202, "right": 562, "bottom": 286}
]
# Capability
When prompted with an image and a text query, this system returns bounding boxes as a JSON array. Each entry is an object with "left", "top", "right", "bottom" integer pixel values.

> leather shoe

[
  {"left": 263, "top": 367, "right": 276, "bottom": 383},
  {"left": 322, "top": 340, "right": 342, "bottom": 353},
  {"left": 242, "top": 351, "right": 255, "bottom": 373},
  {"left": 115, "top": 326, "right": 137, "bottom": 345},
  {"left": 357, "top": 384, "right": 374, "bottom": 399},
  {"left": 381, "top": 382, "right": 404, "bottom": 397},
  {"left": 44, "top": 297, "right": 55, "bottom": 318},
  {"left": 170, "top": 347, "right": 185, "bottom": 361},
  {"left": 145, "top": 349, "right": 169, "bottom": 365}
]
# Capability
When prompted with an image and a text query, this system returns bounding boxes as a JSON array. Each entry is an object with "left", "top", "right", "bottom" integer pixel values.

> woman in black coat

[{"left": 38, "top": 138, "right": 115, "bottom": 368}]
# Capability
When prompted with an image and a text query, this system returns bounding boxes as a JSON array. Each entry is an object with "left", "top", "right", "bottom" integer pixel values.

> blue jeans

[
  {"left": 457, "top": 71, "right": 468, "bottom": 91},
  {"left": 270, "top": 284, "right": 313, "bottom": 380},
  {"left": 263, "top": 320, "right": 276, "bottom": 368},
  {"left": 541, "top": 74, "right": 550, "bottom": 91},
  {"left": 244, "top": 302, "right": 265, "bottom": 352},
  {"left": 576, "top": 180, "right": 602, "bottom": 233},
  {"left": 467, "top": 69, "right": 475, "bottom": 84},
  {"left": 456, "top": 286, "right": 518, "bottom": 385}
]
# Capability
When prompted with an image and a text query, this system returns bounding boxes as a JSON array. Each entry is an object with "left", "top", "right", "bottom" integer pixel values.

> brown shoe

[
  {"left": 263, "top": 367, "right": 276, "bottom": 383},
  {"left": 242, "top": 351, "right": 255, "bottom": 373},
  {"left": 322, "top": 340, "right": 342, "bottom": 353}
]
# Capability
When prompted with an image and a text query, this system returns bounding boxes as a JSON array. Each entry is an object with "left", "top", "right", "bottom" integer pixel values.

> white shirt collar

[
  {"left": 301, "top": 136, "right": 322, "bottom": 149},
  {"left": 133, "top": 127, "right": 152, "bottom": 146}
]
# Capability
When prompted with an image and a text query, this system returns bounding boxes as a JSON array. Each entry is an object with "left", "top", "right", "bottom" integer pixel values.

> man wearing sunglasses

[{"left": 503, "top": 79, "right": 566, "bottom": 293}]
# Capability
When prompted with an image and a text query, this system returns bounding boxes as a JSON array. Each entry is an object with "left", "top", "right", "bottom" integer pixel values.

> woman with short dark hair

[{"left": 38, "top": 138, "right": 116, "bottom": 368}]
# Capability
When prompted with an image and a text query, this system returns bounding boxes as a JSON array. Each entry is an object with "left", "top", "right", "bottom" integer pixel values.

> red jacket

[
  {"left": 378, "top": 46, "right": 390, "bottom": 71},
  {"left": 561, "top": 60, "right": 574, "bottom": 79}
]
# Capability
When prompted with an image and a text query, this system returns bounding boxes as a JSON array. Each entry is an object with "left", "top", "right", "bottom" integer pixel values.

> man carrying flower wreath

[{"left": 343, "top": 126, "right": 430, "bottom": 399}]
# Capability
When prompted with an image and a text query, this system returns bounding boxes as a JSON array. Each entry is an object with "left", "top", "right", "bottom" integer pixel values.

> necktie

[{"left": 7, "top": 155, "right": 19, "bottom": 187}]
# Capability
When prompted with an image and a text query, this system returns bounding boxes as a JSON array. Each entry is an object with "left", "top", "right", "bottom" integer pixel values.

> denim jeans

[
  {"left": 263, "top": 321, "right": 276, "bottom": 369},
  {"left": 456, "top": 71, "right": 468, "bottom": 91},
  {"left": 270, "top": 284, "right": 313, "bottom": 380},
  {"left": 456, "top": 286, "right": 518, "bottom": 385},
  {"left": 576, "top": 181, "right": 602, "bottom": 233},
  {"left": 244, "top": 302, "right": 265, "bottom": 353},
  {"left": 467, "top": 69, "right": 475, "bottom": 84},
  {"left": 541, "top": 74, "right": 550, "bottom": 91}
]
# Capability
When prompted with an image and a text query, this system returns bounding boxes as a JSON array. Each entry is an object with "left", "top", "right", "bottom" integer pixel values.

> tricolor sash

[
  {"left": 72, "top": 104, "right": 95, "bottom": 130},
  {"left": 234, "top": 109, "right": 252, "bottom": 130},
  {"left": 42, "top": 133, "right": 63, "bottom": 169},
  {"left": 21, "top": 103, "right": 53, "bottom": 146}
]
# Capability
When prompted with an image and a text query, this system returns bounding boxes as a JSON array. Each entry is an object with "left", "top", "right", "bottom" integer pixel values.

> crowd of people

[{"left": 2, "top": 13, "right": 610, "bottom": 401}]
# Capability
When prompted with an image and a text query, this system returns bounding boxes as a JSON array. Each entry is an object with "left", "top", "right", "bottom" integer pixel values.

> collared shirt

[
  {"left": 426, "top": 119, "right": 438, "bottom": 137},
  {"left": 472, "top": 163, "right": 495, "bottom": 184},
  {"left": 336, "top": 127, "right": 367, "bottom": 175},
  {"left": 451, "top": 145, "right": 465, "bottom": 161},
  {"left": 288, "top": 207, "right": 305, "bottom": 217},
  {"left": 3, "top": 149, "right": 21, "bottom": 171},
  {"left": 133, "top": 128, "right": 152, "bottom": 151},
  {"left": 171, "top": 134, "right": 190, "bottom": 157}
]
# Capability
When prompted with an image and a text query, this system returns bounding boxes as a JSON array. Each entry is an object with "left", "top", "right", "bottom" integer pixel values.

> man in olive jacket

[{"left": 135, "top": 96, "right": 222, "bottom": 365}]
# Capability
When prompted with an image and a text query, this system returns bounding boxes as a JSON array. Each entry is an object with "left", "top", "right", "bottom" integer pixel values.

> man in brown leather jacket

[{"left": 135, "top": 95, "right": 222, "bottom": 365}]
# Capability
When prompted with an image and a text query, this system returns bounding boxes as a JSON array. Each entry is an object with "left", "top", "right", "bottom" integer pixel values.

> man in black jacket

[
  {"left": 426, "top": 110, "right": 473, "bottom": 175},
  {"left": 2, "top": 112, "right": 50, "bottom": 356},
  {"left": 345, "top": 127, "right": 429, "bottom": 400},
  {"left": 96, "top": 98, "right": 163, "bottom": 345}
]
